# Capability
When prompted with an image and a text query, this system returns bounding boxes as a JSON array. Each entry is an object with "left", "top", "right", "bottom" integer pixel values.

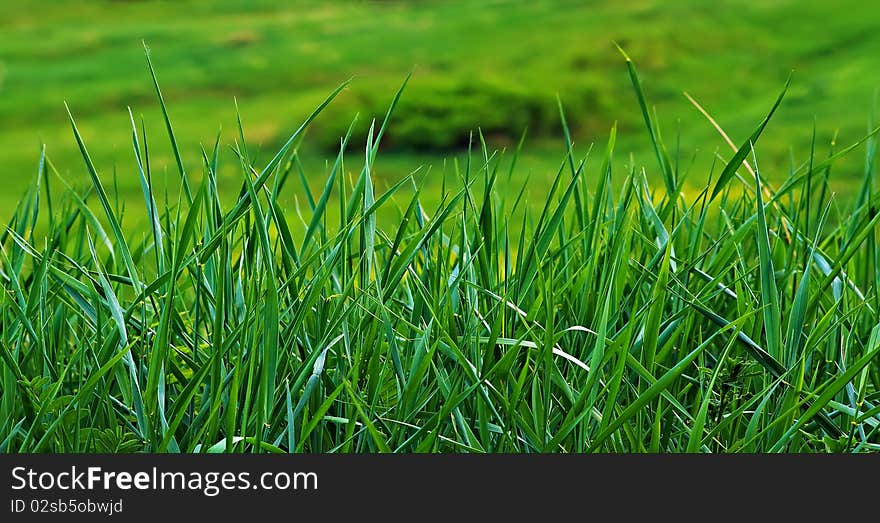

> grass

[
  {"left": 1, "top": 48, "right": 880, "bottom": 453},
  {"left": 3, "top": 0, "right": 880, "bottom": 219}
]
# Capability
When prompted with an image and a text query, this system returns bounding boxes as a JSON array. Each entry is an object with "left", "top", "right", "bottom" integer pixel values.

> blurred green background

[{"left": 2, "top": 0, "right": 879, "bottom": 223}]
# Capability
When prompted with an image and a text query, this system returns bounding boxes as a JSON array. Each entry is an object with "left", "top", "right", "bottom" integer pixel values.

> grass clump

[{"left": 1, "top": 50, "right": 880, "bottom": 453}]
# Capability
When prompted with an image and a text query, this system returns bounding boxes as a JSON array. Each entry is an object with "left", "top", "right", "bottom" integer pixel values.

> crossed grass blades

[{"left": 2, "top": 46, "right": 880, "bottom": 453}]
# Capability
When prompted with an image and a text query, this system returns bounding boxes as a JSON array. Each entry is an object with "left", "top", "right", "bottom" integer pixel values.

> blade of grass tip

[
  {"left": 340, "top": 72, "right": 411, "bottom": 231},
  {"left": 381, "top": 184, "right": 423, "bottom": 287},
  {"left": 709, "top": 75, "right": 791, "bottom": 201},
  {"left": 140, "top": 115, "right": 169, "bottom": 272},
  {"left": 370, "top": 71, "right": 412, "bottom": 161},
  {"left": 854, "top": 95, "right": 877, "bottom": 211},
  {"left": 0, "top": 337, "right": 26, "bottom": 386},
  {"left": 507, "top": 128, "right": 528, "bottom": 183},
  {"left": 40, "top": 145, "right": 54, "bottom": 230},
  {"left": 65, "top": 102, "right": 144, "bottom": 294},
  {"left": 362, "top": 121, "right": 377, "bottom": 288},
  {"left": 557, "top": 96, "right": 586, "bottom": 227},
  {"left": 143, "top": 41, "right": 192, "bottom": 203},
  {"left": 129, "top": 108, "right": 165, "bottom": 271},
  {"left": 234, "top": 97, "right": 251, "bottom": 164},
  {"left": 783, "top": 208, "right": 825, "bottom": 369},
  {"left": 26, "top": 145, "right": 45, "bottom": 241},
  {"left": 383, "top": 191, "right": 465, "bottom": 298},
  {"left": 615, "top": 43, "right": 675, "bottom": 195},
  {"left": 752, "top": 146, "right": 782, "bottom": 362},
  {"left": 803, "top": 120, "right": 817, "bottom": 244},
  {"left": 207, "top": 127, "right": 223, "bottom": 220},
  {"left": 242, "top": 164, "right": 280, "bottom": 421},
  {"left": 241, "top": 81, "right": 351, "bottom": 212},
  {"left": 684, "top": 91, "right": 790, "bottom": 249},
  {"left": 585, "top": 123, "right": 615, "bottom": 254},
  {"left": 290, "top": 334, "right": 344, "bottom": 445}
]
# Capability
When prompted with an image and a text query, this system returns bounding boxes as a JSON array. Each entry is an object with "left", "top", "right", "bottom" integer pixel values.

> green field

[
  {"left": 3, "top": 0, "right": 880, "bottom": 220},
  {"left": 2, "top": 1, "right": 880, "bottom": 454}
]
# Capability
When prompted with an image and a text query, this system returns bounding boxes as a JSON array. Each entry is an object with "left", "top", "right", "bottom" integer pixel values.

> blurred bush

[{"left": 307, "top": 76, "right": 612, "bottom": 153}]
